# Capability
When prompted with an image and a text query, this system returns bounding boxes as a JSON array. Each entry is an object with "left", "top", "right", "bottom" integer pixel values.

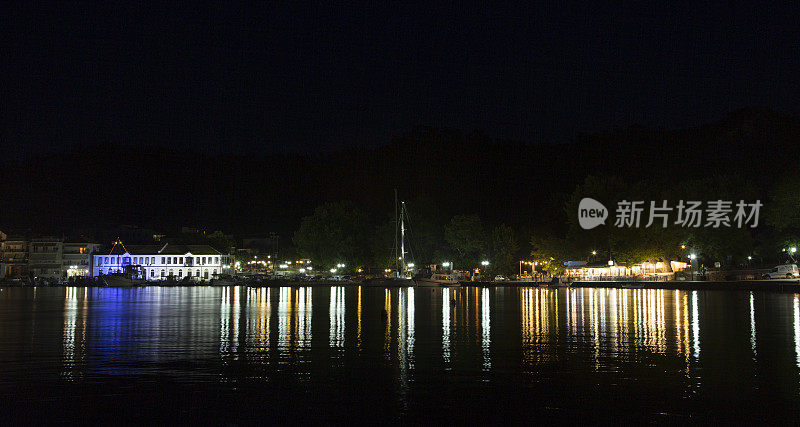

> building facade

[
  {"left": 63, "top": 242, "right": 100, "bottom": 278},
  {"left": 28, "top": 237, "right": 63, "bottom": 280},
  {"left": 93, "top": 242, "right": 226, "bottom": 282},
  {"left": 1, "top": 236, "right": 28, "bottom": 280}
]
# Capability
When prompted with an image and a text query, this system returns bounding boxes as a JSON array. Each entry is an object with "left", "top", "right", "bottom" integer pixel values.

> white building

[
  {"left": 29, "top": 237, "right": 63, "bottom": 280},
  {"left": 63, "top": 242, "right": 100, "bottom": 278},
  {"left": 93, "top": 241, "right": 226, "bottom": 282}
]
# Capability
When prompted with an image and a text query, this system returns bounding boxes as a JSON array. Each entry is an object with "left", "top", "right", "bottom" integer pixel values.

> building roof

[
  {"left": 160, "top": 244, "right": 220, "bottom": 255},
  {"left": 103, "top": 242, "right": 220, "bottom": 256}
]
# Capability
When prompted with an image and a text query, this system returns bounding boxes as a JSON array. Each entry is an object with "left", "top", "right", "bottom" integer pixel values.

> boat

[
  {"left": 366, "top": 191, "right": 415, "bottom": 287},
  {"left": 210, "top": 273, "right": 237, "bottom": 286},
  {"left": 102, "top": 265, "right": 146, "bottom": 287},
  {"left": 414, "top": 271, "right": 464, "bottom": 287}
]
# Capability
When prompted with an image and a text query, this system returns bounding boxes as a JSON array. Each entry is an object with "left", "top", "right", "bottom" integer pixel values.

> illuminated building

[
  {"left": 564, "top": 260, "right": 689, "bottom": 280},
  {"left": 63, "top": 242, "right": 100, "bottom": 278},
  {"left": 92, "top": 241, "right": 228, "bottom": 282},
  {"left": 0, "top": 235, "right": 28, "bottom": 279}
]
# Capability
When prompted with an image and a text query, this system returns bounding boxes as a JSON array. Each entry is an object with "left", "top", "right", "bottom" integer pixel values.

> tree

[
  {"left": 491, "top": 224, "right": 518, "bottom": 275},
  {"left": 444, "top": 214, "right": 485, "bottom": 268},
  {"left": 293, "top": 201, "right": 371, "bottom": 269}
]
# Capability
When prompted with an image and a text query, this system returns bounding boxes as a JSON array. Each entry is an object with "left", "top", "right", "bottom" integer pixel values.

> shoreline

[{"left": 2, "top": 279, "right": 800, "bottom": 292}]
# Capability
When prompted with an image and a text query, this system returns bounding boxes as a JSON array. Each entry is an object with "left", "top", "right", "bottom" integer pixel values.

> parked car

[
  {"left": 494, "top": 275, "right": 507, "bottom": 281},
  {"left": 763, "top": 264, "right": 800, "bottom": 279}
]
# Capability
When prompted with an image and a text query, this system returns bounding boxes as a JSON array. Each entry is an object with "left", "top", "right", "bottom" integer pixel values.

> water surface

[{"left": 1, "top": 286, "right": 799, "bottom": 423}]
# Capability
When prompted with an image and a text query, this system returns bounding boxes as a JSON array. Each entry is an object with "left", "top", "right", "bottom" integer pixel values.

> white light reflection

[
  {"left": 692, "top": 290, "right": 700, "bottom": 360},
  {"left": 329, "top": 287, "right": 345, "bottom": 347},
  {"left": 278, "top": 287, "right": 290, "bottom": 356},
  {"left": 298, "top": 287, "right": 312, "bottom": 346},
  {"left": 62, "top": 287, "right": 84, "bottom": 380},
  {"left": 794, "top": 295, "right": 800, "bottom": 368},
  {"left": 407, "top": 287, "right": 415, "bottom": 365},
  {"left": 749, "top": 292, "right": 757, "bottom": 358},
  {"left": 481, "top": 287, "right": 490, "bottom": 371},
  {"left": 442, "top": 288, "right": 451, "bottom": 367}
]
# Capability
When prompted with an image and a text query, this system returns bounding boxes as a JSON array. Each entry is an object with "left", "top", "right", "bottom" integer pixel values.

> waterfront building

[
  {"left": 565, "top": 260, "right": 689, "bottom": 280},
  {"left": 93, "top": 241, "right": 225, "bottom": 282},
  {"left": 63, "top": 242, "right": 100, "bottom": 278},
  {"left": 1, "top": 236, "right": 28, "bottom": 280},
  {"left": 28, "top": 237, "right": 64, "bottom": 280}
]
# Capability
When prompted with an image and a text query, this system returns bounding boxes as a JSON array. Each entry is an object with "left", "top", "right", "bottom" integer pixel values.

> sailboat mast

[
  {"left": 393, "top": 189, "right": 399, "bottom": 276},
  {"left": 400, "top": 201, "right": 406, "bottom": 276}
]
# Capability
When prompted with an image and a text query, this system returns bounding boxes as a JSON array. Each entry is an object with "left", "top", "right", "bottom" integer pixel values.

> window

[
  {"left": 202, "top": 257, "right": 207, "bottom": 264},
  {"left": 187, "top": 270, "right": 191, "bottom": 278},
  {"left": 105, "top": 257, "right": 109, "bottom": 264},
  {"left": 161, "top": 270, "right": 165, "bottom": 278},
  {"left": 179, "top": 257, "right": 183, "bottom": 264},
  {"left": 178, "top": 270, "right": 182, "bottom": 278},
  {"left": 203, "top": 271, "right": 208, "bottom": 279},
  {"left": 214, "top": 257, "right": 219, "bottom": 264},
  {"left": 196, "top": 269, "right": 200, "bottom": 277},
  {"left": 98, "top": 258, "right": 103, "bottom": 266},
  {"left": 161, "top": 257, "right": 165, "bottom": 264},
  {"left": 167, "top": 257, "right": 171, "bottom": 265}
]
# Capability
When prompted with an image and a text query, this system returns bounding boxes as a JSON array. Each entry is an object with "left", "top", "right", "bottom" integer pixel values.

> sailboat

[{"left": 366, "top": 191, "right": 415, "bottom": 287}]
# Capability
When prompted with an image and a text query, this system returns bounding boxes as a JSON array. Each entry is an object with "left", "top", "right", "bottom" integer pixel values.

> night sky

[{"left": 3, "top": 2, "right": 800, "bottom": 158}]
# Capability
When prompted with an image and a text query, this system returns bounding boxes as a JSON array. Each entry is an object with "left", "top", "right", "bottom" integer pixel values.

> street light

[
  {"left": 481, "top": 260, "right": 489, "bottom": 266},
  {"left": 689, "top": 254, "right": 696, "bottom": 281},
  {"left": 407, "top": 263, "right": 415, "bottom": 268}
]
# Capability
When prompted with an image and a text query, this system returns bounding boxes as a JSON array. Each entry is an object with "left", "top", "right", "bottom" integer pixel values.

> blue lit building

[{"left": 93, "top": 241, "right": 231, "bottom": 282}]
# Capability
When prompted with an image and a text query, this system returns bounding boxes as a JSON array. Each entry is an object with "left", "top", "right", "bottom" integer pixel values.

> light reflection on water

[{"left": 3, "top": 285, "right": 800, "bottom": 420}]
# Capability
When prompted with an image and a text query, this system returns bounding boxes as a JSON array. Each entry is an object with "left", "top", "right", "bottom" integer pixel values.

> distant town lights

[
  {"left": 792, "top": 247, "right": 797, "bottom": 254},
  {"left": 689, "top": 254, "right": 697, "bottom": 260},
  {"left": 442, "top": 262, "right": 451, "bottom": 267},
  {"left": 279, "top": 264, "right": 288, "bottom": 268},
  {"left": 337, "top": 263, "right": 345, "bottom": 268},
  {"left": 330, "top": 268, "right": 337, "bottom": 273},
  {"left": 407, "top": 263, "right": 415, "bottom": 268}
]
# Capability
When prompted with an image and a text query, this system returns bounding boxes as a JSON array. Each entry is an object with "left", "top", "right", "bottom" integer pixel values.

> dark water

[{"left": 1, "top": 286, "right": 800, "bottom": 424}]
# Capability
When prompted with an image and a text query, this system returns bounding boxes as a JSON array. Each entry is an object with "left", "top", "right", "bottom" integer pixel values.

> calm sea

[{"left": 1, "top": 286, "right": 799, "bottom": 424}]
